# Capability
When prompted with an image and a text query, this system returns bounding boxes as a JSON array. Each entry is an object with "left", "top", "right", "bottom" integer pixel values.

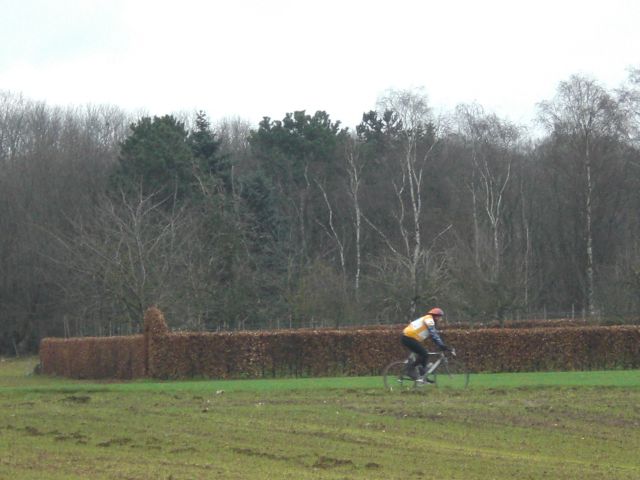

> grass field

[{"left": 1, "top": 357, "right": 639, "bottom": 479}]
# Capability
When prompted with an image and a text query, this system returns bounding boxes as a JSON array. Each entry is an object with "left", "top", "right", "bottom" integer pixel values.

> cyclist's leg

[
  {"left": 420, "top": 348, "right": 432, "bottom": 375},
  {"left": 401, "top": 336, "right": 428, "bottom": 377},
  {"left": 421, "top": 350, "right": 436, "bottom": 383}
]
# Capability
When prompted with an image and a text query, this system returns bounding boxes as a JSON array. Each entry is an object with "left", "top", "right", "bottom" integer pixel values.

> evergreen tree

[
  {"left": 188, "top": 111, "right": 231, "bottom": 193},
  {"left": 111, "top": 115, "right": 195, "bottom": 201}
]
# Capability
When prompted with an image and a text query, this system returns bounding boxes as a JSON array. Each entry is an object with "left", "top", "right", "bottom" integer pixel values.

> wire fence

[
  {"left": 201, "top": 308, "right": 640, "bottom": 333},
  {"left": 50, "top": 306, "right": 640, "bottom": 339}
]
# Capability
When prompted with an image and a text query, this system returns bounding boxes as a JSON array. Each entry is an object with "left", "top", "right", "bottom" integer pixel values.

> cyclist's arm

[{"left": 428, "top": 325, "right": 450, "bottom": 351}]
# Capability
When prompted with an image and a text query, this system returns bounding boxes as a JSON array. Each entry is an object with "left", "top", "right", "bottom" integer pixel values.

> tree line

[{"left": 1, "top": 70, "right": 640, "bottom": 355}]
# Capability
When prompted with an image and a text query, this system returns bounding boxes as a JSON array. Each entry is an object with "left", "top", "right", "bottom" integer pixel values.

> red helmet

[{"left": 428, "top": 307, "right": 444, "bottom": 317}]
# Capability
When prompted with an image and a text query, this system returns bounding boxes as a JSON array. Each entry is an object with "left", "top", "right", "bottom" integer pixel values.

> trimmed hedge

[
  {"left": 147, "top": 329, "right": 393, "bottom": 379},
  {"left": 40, "top": 306, "right": 166, "bottom": 379},
  {"left": 147, "top": 325, "right": 640, "bottom": 379},
  {"left": 39, "top": 307, "right": 640, "bottom": 380},
  {"left": 39, "top": 335, "right": 145, "bottom": 379},
  {"left": 447, "top": 326, "right": 640, "bottom": 373}
]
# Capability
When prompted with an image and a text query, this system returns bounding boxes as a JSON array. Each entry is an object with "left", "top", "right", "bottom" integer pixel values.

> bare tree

[
  {"left": 312, "top": 133, "right": 368, "bottom": 303},
  {"left": 617, "top": 67, "right": 640, "bottom": 150},
  {"left": 367, "top": 88, "right": 450, "bottom": 316},
  {"left": 46, "top": 188, "right": 194, "bottom": 334},
  {"left": 344, "top": 135, "right": 365, "bottom": 299},
  {"left": 0, "top": 91, "right": 28, "bottom": 164},
  {"left": 216, "top": 116, "right": 253, "bottom": 196},
  {"left": 455, "top": 104, "right": 521, "bottom": 281},
  {"left": 538, "top": 75, "right": 628, "bottom": 317},
  {"left": 0, "top": 95, "right": 131, "bottom": 351}
]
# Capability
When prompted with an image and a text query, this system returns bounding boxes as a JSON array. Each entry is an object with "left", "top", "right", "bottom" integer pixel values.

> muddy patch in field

[
  {"left": 12, "top": 424, "right": 92, "bottom": 444},
  {"left": 54, "top": 431, "right": 89, "bottom": 444},
  {"left": 24, "top": 425, "right": 44, "bottom": 436},
  {"left": 169, "top": 446, "right": 198, "bottom": 454},
  {"left": 368, "top": 406, "right": 446, "bottom": 421},
  {"left": 145, "top": 436, "right": 163, "bottom": 448},
  {"left": 312, "top": 456, "right": 354, "bottom": 469},
  {"left": 97, "top": 437, "right": 133, "bottom": 447},
  {"left": 289, "top": 427, "right": 385, "bottom": 447},
  {"left": 62, "top": 394, "right": 91, "bottom": 404},
  {"left": 232, "top": 447, "right": 295, "bottom": 462}
]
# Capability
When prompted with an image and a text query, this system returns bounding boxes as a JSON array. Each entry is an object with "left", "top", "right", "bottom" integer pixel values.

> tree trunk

[{"left": 585, "top": 148, "right": 596, "bottom": 317}]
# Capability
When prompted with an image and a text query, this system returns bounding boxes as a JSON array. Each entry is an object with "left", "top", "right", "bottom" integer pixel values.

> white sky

[{"left": 1, "top": 0, "right": 639, "bottom": 130}]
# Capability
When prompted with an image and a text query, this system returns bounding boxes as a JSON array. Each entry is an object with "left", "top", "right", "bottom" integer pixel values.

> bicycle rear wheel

[
  {"left": 382, "top": 360, "right": 416, "bottom": 391},
  {"left": 433, "top": 358, "right": 469, "bottom": 389}
]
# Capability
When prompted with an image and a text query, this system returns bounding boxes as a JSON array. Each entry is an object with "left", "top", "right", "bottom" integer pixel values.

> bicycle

[{"left": 382, "top": 350, "right": 469, "bottom": 391}]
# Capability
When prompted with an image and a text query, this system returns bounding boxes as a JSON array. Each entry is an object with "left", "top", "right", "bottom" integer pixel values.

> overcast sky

[{"left": 1, "top": 0, "right": 638, "bottom": 130}]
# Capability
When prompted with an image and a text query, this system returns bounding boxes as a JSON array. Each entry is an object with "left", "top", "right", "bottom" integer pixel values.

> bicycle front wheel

[
  {"left": 383, "top": 360, "right": 416, "bottom": 392},
  {"left": 433, "top": 358, "right": 469, "bottom": 389}
]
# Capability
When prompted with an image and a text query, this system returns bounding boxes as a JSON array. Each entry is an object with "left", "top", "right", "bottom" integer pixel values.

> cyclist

[{"left": 401, "top": 307, "right": 453, "bottom": 384}]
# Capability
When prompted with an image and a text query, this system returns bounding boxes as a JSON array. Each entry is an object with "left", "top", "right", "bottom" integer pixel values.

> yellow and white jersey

[{"left": 403, "top": 315, "right": 436, "bottom": 341}]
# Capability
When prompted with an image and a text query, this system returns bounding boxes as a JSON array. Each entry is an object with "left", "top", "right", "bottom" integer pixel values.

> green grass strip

[{"left": 2, "top": 368, "right": 638, "bottom": 394}]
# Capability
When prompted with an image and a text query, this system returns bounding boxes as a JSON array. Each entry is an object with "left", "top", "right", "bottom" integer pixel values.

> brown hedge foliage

[
  {"left": 39, "top": 307, "right": 640, "bottom": 380},
  {"left": 39, "top": 335, "right": 145, "bottom": 379},
  {"left": 445, "top": 326, "right": 640, "bottom": 372},
  {"left": 38, "top": 306, "right": 165, "bottom": 379},
  {"left": 145, "top": 328, "right": 402, "bottom": 379},
  {"left": 143, "top": 306, "right": 169, "bottom": 378},
  {"left": 143, "top": 305, "right": 169, "bottom": 336},
  {"left": 143, "top": 324, "right": 640, "bottom": 379}
]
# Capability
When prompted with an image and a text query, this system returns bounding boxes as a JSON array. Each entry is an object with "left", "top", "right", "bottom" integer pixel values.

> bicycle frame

[
  {"left": 383, "top": 348, "right": 468, "bottom": 391},
  {"left": 407, "top": 351, "right": 448, "bottom": 376}
]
